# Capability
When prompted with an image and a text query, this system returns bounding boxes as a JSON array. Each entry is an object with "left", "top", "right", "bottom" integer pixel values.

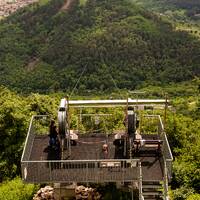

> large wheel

[
  {"left": 58, "top": 110, "right": 66, "bottom": 139},
  {"left": 58, "top": 98, "right": 67, "bottom": 139},
  {"left": 128, "top": 110, "right": 136, "bottom": 138}
]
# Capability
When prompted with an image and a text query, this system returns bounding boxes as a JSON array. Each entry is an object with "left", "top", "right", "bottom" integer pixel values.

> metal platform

[
  {"left": 21, "top": 115, "right": 172, "bottom": 183},
  {"left": 22, "top": 137, "right": 163, "bottom": 184},
  {"left": 21, "top": 99, "right": 173, "bottom": 200}
]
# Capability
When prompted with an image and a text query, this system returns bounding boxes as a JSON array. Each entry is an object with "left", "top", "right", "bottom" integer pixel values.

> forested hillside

[
  {"left": 132, "top": 0, "right": 200, "bottom": 19},
  {"left": 0, "top": 0, "right": 199, "bottom": 93},
  {"left": 169, "top": 0, "right": 200, "bottom": 15}
]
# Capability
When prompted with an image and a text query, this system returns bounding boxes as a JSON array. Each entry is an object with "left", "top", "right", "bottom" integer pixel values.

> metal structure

[{"left": 21, "top": 98, "right": 173, "bottom": 200}]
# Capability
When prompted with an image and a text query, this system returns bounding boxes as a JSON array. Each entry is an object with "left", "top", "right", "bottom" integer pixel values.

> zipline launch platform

[{"left": 21, "top": 98, "right": 173, "bottom": 200}]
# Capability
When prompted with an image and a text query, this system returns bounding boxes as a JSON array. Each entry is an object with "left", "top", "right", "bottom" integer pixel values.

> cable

[
  {"left": 110, "top": 74, "right": 120, "bottom": 92},
  {"left": 106, "top": 63, "right": 123, "bottom": 98},
  {"left": 69, "top": 63, "right": 88, "bottom": 98},
  {"left": 70, "top": 62, "right": 122, "bottom": 98}
]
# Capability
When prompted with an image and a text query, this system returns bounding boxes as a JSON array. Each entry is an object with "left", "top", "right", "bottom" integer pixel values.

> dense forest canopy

[
  {"left": 132, "top": 0, "right": 200, "bottom": 19},
  {"left": 0, "top": 0, "right": 199, "bottom": 93},
  {"left": 169, "top": 0, "right": 200, "bottom": 10}
]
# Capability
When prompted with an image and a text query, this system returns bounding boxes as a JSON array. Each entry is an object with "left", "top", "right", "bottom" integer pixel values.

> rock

[
  {"left": 75, "top": 185, "right": 101, "bottom": 200},
  {"left": 34, "top": 185, "right": 100, "bottom": 200},
  {"left": 33, "top": 186, "right": 55, "bottom": 200}
]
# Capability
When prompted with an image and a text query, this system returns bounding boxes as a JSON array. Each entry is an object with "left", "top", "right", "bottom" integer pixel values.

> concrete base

[{"left": 54, "top": 183, "right": 76, "bottom": 200}]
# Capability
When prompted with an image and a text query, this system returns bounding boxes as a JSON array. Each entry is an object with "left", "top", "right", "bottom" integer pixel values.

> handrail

[
  {"left": 21, "top": 115, "right": 50, "bottom": 162},
  {"left": 138, "top": 161, "right": 143, "bottom": 200},
  {"left": 21, "top": 159, "right": 140, "bottom": 163},
  {"left": 21, "top": 115, "right": 35, "bottom": 162},
  {"left": 158, "top": 115, "right": 164, "bottom": 131},
  {"left": 163, "top": 161, "right": 170, "bottom": 200},
  {"left": 143, "top": 115, "right": 173, "bottom": 197},
  {"left": 21, "top": 159, "right": 141, "bottom": 183},
  {"left": 162, "top": 133, "right": 173, "bottom": 161}
]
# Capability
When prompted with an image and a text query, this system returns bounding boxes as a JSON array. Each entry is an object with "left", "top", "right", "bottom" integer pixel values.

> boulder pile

[
  {"left": 33, "top": 186, "right": 55, "bottom": 200},
  {"left": 0, "top": 0, "right": 38, "bottom": 17},
  {"left": 33, "top": 185, "right": 101, "bottom": 200},
  {"left": 75, "top": 185, "right": 101, "bottom": 200}
]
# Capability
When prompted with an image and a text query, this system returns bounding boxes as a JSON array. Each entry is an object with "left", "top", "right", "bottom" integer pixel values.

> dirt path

[
  {"left": 26, "top": 58, "right": 40, "bottom": 71},
  {"left": 60, "top": 0, "right": 74, "bottom": 11}
]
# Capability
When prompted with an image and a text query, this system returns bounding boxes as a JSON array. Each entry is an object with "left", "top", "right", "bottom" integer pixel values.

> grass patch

[{"left": 79, "top": 0, "right": 87, "bottom": 6}]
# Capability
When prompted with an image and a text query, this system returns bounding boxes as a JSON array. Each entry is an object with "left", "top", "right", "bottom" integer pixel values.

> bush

[
  {"left": 187, "top": 194, "right": 200, "bottom": 200},
  {"left": 0, "top": 177, "right": 38, "bottom": 200}
]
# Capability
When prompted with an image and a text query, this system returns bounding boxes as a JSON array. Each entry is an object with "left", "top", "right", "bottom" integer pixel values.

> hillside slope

[
  {"left": 131, "top": 0, "right": 200, "bottom": 19},
  {"left": 0, "top": 0, "right": 200, "bottom": 93}
]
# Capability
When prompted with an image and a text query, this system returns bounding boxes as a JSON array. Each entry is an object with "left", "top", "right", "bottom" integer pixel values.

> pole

[
  {"left": 66, "top": 96, "right": 71, "bottom": 157},
  {"left": 164, "top": 94, "right": 168, "bottom": 131},
  {"left": 131, "top": 182, "right": 134, "bottom": 200},
  {"left": 124, "top": 98, "right": 129, "bottom": 157}
]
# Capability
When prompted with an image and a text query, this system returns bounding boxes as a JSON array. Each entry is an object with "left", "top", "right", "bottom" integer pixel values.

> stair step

[
  {"left": 142, "top": 181, "right": 161, "bottom": 184},
  {"left": 142, "top": 184, "right": 162, "bottom": 189},
  {"left": 143, "top": 198, "right": 163, "bottom": 200},
  {"left": 143, "top": 189, "right": 162, "bottom": 193},
  {"left": 143, "top": 191, "right": 162, "bottom": 196},
  {"left": 143, "top": 189, "right": 162, "bottom": 194}
]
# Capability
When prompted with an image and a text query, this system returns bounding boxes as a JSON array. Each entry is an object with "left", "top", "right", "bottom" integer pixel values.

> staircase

[
  {"left": 135, "top": 134, "right": 167, "bottom": 200},
  {"left": 142, "top": 181, "right": 163, "bottom": 200}
]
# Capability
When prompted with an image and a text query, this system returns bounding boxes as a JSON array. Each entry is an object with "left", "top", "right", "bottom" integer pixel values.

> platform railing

[
  {"left": 161, "top": 132, "right": 173, "bottom": 200},
  {"left": 138, "top": 161, "right": 144, "bottom": 200},
  {"left": 142, "top": 115, "right": 173, "bottom": 178},
  {"left": 21, "top": 115, "right": 50, "bottom": 162},
  {"left": 21, "top": 113, "right": 173, "bottom": 195},
  {"left": 21, "top": 115, "right": 141, "bottom": 183},
  {"left": 157, "top": 115, "right": 173, "bottom": 200},
  {"left": 21, "top": 116, "right": 35, "bottom": 162},
  {"left": 140, "top": 114, "right": 165, "bottom": 135},
  {"left": 158, "top": 114, "right": 173, "bottom": 182},
  {"left": 161, "top": 133, "right": 173, "bottom": 179},
  {"left": 21, "top": 159, "right": 140, "bottom": 183},
  {"left": 140, "top": 115, "right": 173, "bottom": 200}
]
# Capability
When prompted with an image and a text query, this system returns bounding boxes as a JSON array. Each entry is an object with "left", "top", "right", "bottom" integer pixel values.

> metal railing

[
  {"left": 141, "top": 115, "right": 173, "bottom": 178},
  {"left": 138, "top": 161, "right": 144, "bottom": 200},
  {"left": 140, "top": 115, "right": 173, "bottom": 200},
  {"left": 157, "top": 115, "right": 173, "bottom": 200},
  {"left": 21, "top": 115, "right": 141, "bottom": 183},
  {"left": 21, "top": 159, "right": 140, "bottom": 183},
  {"left": 140, "top": 115, "right": 165, "bottom": 135},
  {"left": 161, "top": 132, "right": 173, "bottom": 179},
  {"left": 161, "top": 132, "right": 173, "bottom": 200},
  {"left": 163, "top": 160, "right": 170, "bottom": 200},
  {"left": 21, "top": 115, "right": 50, "bottom": 162}
]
